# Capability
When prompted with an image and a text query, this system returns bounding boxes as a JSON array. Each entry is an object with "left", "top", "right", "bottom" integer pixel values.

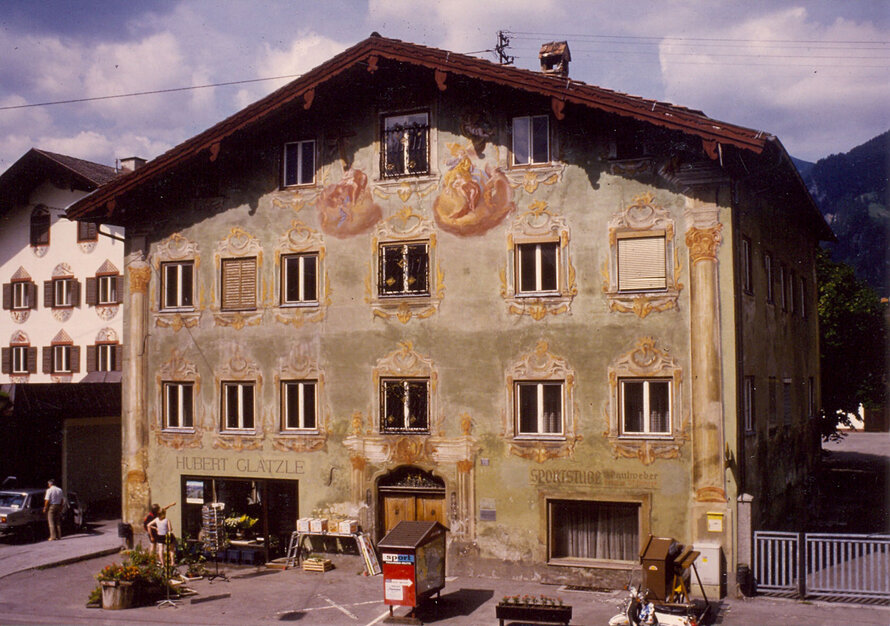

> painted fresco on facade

[
  {"left": 433, "top": 143, "right": 515, "bottom": 235},
  {"left": 318, "top": 168, "right": 382, "bottom": 238}
]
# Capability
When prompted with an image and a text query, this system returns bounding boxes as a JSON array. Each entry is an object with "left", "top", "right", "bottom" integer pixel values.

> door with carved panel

[{"left": 378, "top": 466, "right": 447, "bottom": 538}]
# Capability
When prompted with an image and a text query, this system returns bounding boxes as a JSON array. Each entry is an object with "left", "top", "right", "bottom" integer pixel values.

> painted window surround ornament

[
  {"left": 364, "top": 208, "right": 444, "bottom": 323},
  {"left": 601, "top": 192, "right": 683, "bottom": 318},
  {"left": 504, "top": 341, "right": 580, "bottom": 463},
  {"left": 274, "top": 219, "right": 331, "bottom": 328},
  {"left": 213, "top": 226, "right": 263, "bottom": 330},
  {"left": 212, "top": 345, "right": 263, "bottom": 451},
  {"left": 271, "top": 345, "right": 327, "bottom": 453},
  {"left": 151, "top": 233, "right": 201, "bottom": 332},
  {"left": 603, "top": 337, "right": 689, "bottom": 465},
  {"left": 500, "top": 201, "right": 577, "bottom": 320},
  {"left": 154, "top": 348, "right": 203, "bottom": 450}
]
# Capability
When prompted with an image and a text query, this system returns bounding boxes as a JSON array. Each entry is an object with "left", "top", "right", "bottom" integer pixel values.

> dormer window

[
  {"left": 282, "top": 140, "right": 315, "bottom": 187},
  {"left": 381, "top": 111, "right": 429, "bottom": 178},
  {"left": 512, "top": 115, "right": 549, "bottom": 165}
]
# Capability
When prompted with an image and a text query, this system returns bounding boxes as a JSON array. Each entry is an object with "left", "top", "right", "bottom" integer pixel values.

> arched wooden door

[{"left": 378, "top": 466, "right": 446, "bottom": 538}]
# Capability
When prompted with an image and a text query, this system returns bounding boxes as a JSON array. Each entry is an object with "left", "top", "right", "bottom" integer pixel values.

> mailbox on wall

[{"left": 378, "top": 521, "right": 448, "bottom": 617}]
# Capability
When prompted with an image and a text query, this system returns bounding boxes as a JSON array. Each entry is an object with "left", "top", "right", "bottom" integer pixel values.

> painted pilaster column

[
  {"left": 123, "top": 246, "right": 151, "bottom": 527},
  {"left": 684, "top": 198, "right": 727, "bottom": 504}
]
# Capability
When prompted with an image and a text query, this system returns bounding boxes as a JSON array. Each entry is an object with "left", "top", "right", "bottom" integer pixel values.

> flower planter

[
  {"left": 495, "top": 602, "right": 572, "bottom": 626},
  {"left": 100, "top": 580, "right": 135, "bottom": 610}
]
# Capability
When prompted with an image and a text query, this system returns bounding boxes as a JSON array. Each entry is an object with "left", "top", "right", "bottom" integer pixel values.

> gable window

[
  {"left": 283, "top": 140, "right": 315, "bottom": 187},
  {"left": 222, "top": 381, "right": 255, "bottom": 431},
  {"left": 516, "top": 242, "right": 558, "bottom": 295},
  {"left": 621, "top": 379, "right": 670, "bottom": 435},
  {"left": 512, "top": 115, "right": 549, "bottom": 165},
  {"left": 281, "top": 380, "right": 317, "bottom": 431},
  {"left": 744, "top": 376, "right": 755, "bottom": 433},
  {"left": 381, "top": 111, "right": 429, "bottom": 178},
  {"left": 379, "top": 242, "right": 429, "bottom": 297},
  {"left": 549, "top": 500, "right": 640, "bottom": 563},
  {"left": 741, "top": 237, "right": 752, "bottom": 294},
  {"left": 77, "top": 220, "right": 98, "bottom": 242},
  {"left": 164, "top": 382, "right": 194, "bottom": 430},
  {"left": 617, "top": 233, "right": 666, "bottom": 291},
  {"left": 30, "top": 207, "right": 50, "bottom": 247},
  {"left": 764, "top": 252, "right": 774, "bottom": 304},
  {"left": 221, "top": 257, "right": 257, "bottom": 311},
  {"left": 161, "top": 261, "right": 194, "bottom": 310},
  {"left": 281, "top": 253, "right": 318, "bottom": 305},
  {"left": 381, "top": 378, "right": 429, "bottom": 433},
  {"left": 516, "top": 381, "right": 563, "bottom": 436},
  {"left": 2, "top": 344, "right": 36, "bottom": 375}
]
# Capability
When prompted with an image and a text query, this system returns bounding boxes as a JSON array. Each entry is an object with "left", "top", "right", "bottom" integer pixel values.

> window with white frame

[
  {"left": 161, "top": 261, "right": 194, "bottom": 310},
  {"left": 2, "top": 344, "right": 35, "bottom": 375},
  {"left": 53, "top": 278, "right": 74, "bottom": 307},
  {"left": 549, "top": 500, "right": 640, "bottom": 563},
  {"left": 281, "top": 380, "right": 317, "bottom": 431},
  {"left": 741, "top": 237, "right": 752, "bottom": 294},
  {"left": 282, "top": 140, "right": 315, "bottom": 187},
  {"left": 381, "top": 111, "right": 429, "bottom": 178},
  {"left": 97, "top": 343, "right": 117, "bottom": 372},
  {"left": 516, "top": 242, "right": 559, "bottom": 295},
  {"left": 11, "top": 281, "right": 33, "bottom": 310},
  {"left": 380, "top": 378, "right": 429, "bottom": 433},
  {"left": 98, "top": 275, "right": 118, "bottom": 305},
  {"left": 516, "top": 381, "right": 563, "bottom": 436},
  {"left": 617, "top": 233, "right": 667, "bottom": 291},
  {"left": 764, "top": 252, "right": 774, "bottom": 304},
  {"left": 281, "top": 253, "right": 318, "bottom": 305},
  {"left": 12, "top": 346, "right": 28, "bottom": 374},
  {"left": 221, "top": 257, "right": 257, "bottom": 311},
  {"left": 222, "top": 381, "right": 255, "bottom": 431},
  {"left": 53, "top": 345, "right": 74, "bottom": 373},
  {"left": 164, "top": 382, "right": 194, "bottom": 429},
  {"left": 620, "top": 378, "right": 670, "bottom": 435},
  {"left": 744, "top": 376, "right": 755, "bottom": 433},
  {"left": 379, "top": 242, "right": 429, "bottom": 296},
  {"left": 512, "top": 115, "right": 549, "bottom": 165}
]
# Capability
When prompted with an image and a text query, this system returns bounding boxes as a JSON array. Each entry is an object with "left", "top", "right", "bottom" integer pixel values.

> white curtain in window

[{"left": 551, "top": 501, "right": 639, "bottom": 561}]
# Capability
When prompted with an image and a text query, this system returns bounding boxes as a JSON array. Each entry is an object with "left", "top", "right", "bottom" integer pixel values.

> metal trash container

[
  {"left": 639, "top": 535, "right": 680, "bottom": 601},
  {"left": 378, "top": 521, "right": 447, "bottom": 615}
]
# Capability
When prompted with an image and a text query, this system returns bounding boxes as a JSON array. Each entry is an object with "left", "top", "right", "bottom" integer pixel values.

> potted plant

[
  {"left": 87, "top": 545, "right": 176, "bottom": 609},
  {"left": 495, "top": 594, "right": 571, "bottom": 626},
  {"left": 96, "top": 563, "right": 139, "bottom": 610}
]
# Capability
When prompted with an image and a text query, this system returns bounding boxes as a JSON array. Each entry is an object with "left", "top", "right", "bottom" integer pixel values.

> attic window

[
  {"left": 30, "top": 206, "right": 50, "bottom": 247},
  {"left": 381, "top": 111, "right": 429, "bottom": 178},
  {"left": 283, "top": 140, "right": 315, "bottom": 187},
  {"left": 512, "top": 115, "right": 549, "bottom": 165}
]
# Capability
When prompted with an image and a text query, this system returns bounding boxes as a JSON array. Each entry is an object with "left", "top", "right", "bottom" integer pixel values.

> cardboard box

[
  {"left": 309, "top": 518, "right": 328, "bottom": 533},
  {"left": 338, "top": 519, "right": 358, "bottom": 534},
  {"left": 297, "top": 518, "right": 311, "bottom": 532}
]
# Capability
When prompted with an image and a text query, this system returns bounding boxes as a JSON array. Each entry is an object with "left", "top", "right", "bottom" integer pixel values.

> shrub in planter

[{"left": 87, "top": 545, "right": 178, "bottom": 608}]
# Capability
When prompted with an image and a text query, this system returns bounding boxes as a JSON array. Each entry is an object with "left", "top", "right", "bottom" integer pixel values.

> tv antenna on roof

[{"left": 496, "top": 31, "right": 514, "bottom": 65}]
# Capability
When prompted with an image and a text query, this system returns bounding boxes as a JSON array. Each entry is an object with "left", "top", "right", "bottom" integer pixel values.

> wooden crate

[{"left": 302, "top": 558, "right": 333, "bottom": 573}]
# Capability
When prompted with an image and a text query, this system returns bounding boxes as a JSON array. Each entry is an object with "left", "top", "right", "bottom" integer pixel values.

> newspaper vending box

[{"left": 378, "top": 521, "right": 447, "bottom": 617}]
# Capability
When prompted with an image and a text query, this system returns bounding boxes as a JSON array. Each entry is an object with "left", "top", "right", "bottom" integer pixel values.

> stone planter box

[
  {"left": 495, "top": 602, "right": 572, "bottom": 625},
  {"left": 100, "top": 580, "right": 135, "bottom": 610}
]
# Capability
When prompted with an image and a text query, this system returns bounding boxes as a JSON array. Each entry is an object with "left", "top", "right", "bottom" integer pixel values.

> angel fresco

[
  {"left": 317, "top": 168, "right": 382, "bottom": 238},
  {"left": 433, "top": 144, "right": 515, "bottom": 236}
]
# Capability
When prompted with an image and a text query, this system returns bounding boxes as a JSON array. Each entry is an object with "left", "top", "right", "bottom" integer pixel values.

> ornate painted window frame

[
  {"left": 5, "top": 330, "right": 33, "bottom": 383},
  {"left": 601, "top": 192, "right": 682, "bottom": 318},
  {"left": 500, "top": 201, "right": 576, "bottom": 320},
  {"left": 213, "top": 227, "right": 264, "bottom": 329},
  {"left": 603, "top": 337, "right": 689, "bottom": 465},
  {"left": 155, "top": 348, "right": 203, "bottom": 449},
  {"left": 365, "top": 208, "right": 444, "bottom": 323},
  {"left": 372, "top": 341, "right": 439, "bottom": 436},
  {"left": 271, "top": 346, "right": 327, "bottom": 452},
  {"left": 504, "top": 341, "right": 580, "bottom": 462},
  {"left": 213, "top": 346, "right": 263, "bottom": 451},
  {"left": 151, "top": 233, "right": 201, "bottom": 331},
  {"left": 274, "top": 220, "right": 330, "bottom": 327}
]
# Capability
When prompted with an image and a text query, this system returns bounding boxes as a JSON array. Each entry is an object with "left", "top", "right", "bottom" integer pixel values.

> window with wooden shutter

[
  {"left": 221, "top": 257, "right": 257, "bottom": 311},
  {"left": 617, "top": 234, "right": 666, "bottom": 291},
  {"left": 30, "top": 207, "right": 50, "bottom": 247},
  {"left": 77, "top": 220, "right": 98, "bottom": 242},
  {"left": 1, "top": 347, "right": 9, "bottom": 374}
]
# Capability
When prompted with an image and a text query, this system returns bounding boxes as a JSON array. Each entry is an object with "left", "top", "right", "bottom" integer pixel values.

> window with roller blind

[
  {"left": 221, "top": 257, "right": 257, "bottom": 311},
  {"left": 616, "top": 232, "right": 667, "bottom": 292}
]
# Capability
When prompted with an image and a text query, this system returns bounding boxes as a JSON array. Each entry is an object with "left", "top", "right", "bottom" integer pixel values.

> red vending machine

[{"left": 378, "top": 521, "right": 447, "bottom": 620}]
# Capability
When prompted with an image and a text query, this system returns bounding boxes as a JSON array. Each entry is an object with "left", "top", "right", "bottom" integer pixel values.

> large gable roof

[{"left": 66, "top": 34, "right": 827, "bottom": 238}]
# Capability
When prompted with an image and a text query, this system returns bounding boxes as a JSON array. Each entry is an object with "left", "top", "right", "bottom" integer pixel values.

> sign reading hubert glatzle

[{"left": 175, "top": 456, "right": 305, "bottom": 475}]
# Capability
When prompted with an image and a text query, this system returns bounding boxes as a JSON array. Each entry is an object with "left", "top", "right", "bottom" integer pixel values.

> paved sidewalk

[{"left": 0, "top": 525, "right": 887, "bottom": 626}]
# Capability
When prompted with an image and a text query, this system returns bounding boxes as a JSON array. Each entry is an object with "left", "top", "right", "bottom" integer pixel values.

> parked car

[{"left": 0, "top": 487, "right": 46, "bottom": 540}]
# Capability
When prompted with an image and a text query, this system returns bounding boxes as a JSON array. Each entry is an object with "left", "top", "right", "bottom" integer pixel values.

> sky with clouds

[{"left": 1, "top": 0, "right": 887, "bottom": 173}]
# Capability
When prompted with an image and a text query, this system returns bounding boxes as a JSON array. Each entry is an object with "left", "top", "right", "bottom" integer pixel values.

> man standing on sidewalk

[{"left": 42, "top": 479, "right": 64, "bottom": 541}]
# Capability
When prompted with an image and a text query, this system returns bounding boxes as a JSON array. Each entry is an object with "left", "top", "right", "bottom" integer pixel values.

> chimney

[
  {"left": 118, "top": 156, "right": 146, "bottom": 172},
  {"left": 539, "top": 41, "right": 571, "bottom": 77}
]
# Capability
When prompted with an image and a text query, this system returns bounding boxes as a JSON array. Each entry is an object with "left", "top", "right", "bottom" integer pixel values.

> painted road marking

[
  {"left": 323, "top": 594, "right": 358, "bottom": 619},
  {"left": 365, "top": 609, "right": 391, "bottom": 626}
]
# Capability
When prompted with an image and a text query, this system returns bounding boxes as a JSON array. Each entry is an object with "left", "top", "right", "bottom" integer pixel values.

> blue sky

[{"left": 1, "top": 0, "right": 887, "bottom": 172}]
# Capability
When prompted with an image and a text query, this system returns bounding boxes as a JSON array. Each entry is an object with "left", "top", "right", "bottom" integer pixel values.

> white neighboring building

[{"left": 0, "top": 148, "right": 126, "bottom": 511}]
